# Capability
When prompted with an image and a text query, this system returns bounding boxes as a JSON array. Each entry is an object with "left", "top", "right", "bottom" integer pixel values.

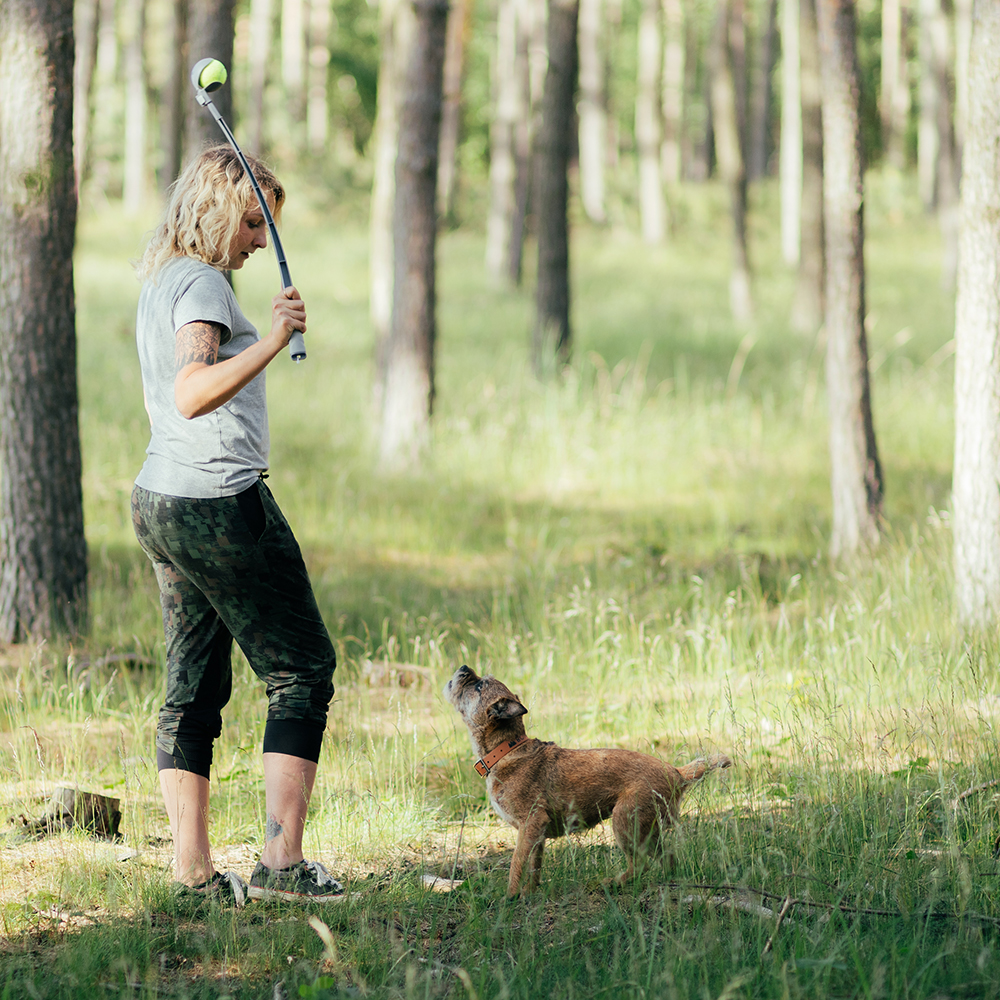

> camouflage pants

[{"left": 131, "top": 481, "right": 335, "bottom": 777}]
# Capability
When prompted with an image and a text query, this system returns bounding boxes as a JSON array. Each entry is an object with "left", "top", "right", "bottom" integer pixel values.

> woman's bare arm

[{"left": 173, "top": 288, "right": 306, "bottom": 418}]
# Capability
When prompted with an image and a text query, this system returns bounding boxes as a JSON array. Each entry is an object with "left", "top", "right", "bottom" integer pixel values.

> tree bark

[
  {"left": 924, "top": 0, "right": 959, "bottom": 287},
  {"left": 186, "top": 0, "right": 236, "bottom": 157},
  {"left": 710, "top": 0, "right": 752, "bottom": 323},
  {"left": 791, "top": 0, "right": 824, "bottom": 333},
  {"left": 122, "top": 0, "right": 148, "bottom": 215},
  {"left": 282, "top": 0, "right": 307, "bottom": 126},
  {"left": 729, "top": 0, "right": 748, "bottom": 164},
  {"left": 577, "top": 0, "right": 606, "bottom": 223},
  {"left": 748, "top": 0, "right": 777, "bottom": 181},
  {"left": 685, "top": 9, "right": 709, "bottom": 179},
  {"left": 306, "top": 0, "right": 332, "bottom": 154},
  {"left": 779, "top": 0, "right": 801, "bottom": 265},
  {"left": 73, "top": 0, "right": 99, "bottom": 194},
  {"left": 816, "top": 0, "right": 882, "bottom": 558},
  {"left": 952, "top": 0, "right": 1000, "bottom": 626},
  {"left": 917, "top": 0, "right": 939, "bottom": 208},
  {"left": 159, "top": 0, "right": 189, "bottom": 188},
  {"left": 89, "top": 0, "right": 120, "bottom": 197},
  {"left": 954, "top": 0, "right": 972, "bottom": 160},
  {"left": 437, "top": 0, "right": 472, "bottom": 221},
  {"left": 880, "top": 0, "right": 910, "bottom": 168},
  {"left": 508, "top": 0, "right": 542, "bottom": 283},
  {"left": 247, "top": 0, "right": 274, "bottom": 152},
  {"left": 532, "top": 0, "right": 578, "bottom": 374},
  {"left": 379, "top": 0, "right": 448, "bottom": 470},
  {"left": 635, "top": 0, "right": 665, "bottom": 243},
  {"left": 370, "top": 0, "right": 417, "bottom": 399},
  {"left": 486, "top": 0, "right": 520, "bottom": 277},
  {"left": 660, "top": 0, "right": 684, "bottom": 185},
  {"left": 0, "top": 0, "right": 88, "bottom": 641}
]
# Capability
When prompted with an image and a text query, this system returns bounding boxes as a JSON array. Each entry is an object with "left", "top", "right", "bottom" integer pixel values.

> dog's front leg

[{"left": 508, "top": 811, "right": 548, "bottom": 897}]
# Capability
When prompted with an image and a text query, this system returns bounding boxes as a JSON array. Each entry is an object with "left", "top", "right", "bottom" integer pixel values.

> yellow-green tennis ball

[{"left": 198, "top": 59, "right": 228, "bottom": 91}]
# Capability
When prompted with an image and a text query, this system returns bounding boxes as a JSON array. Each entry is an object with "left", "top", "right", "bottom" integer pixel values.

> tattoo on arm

[
  {"left": 175, "top": 321, "right": 222, "bottom": 372},
  {"left": 266, "top": 814, "right": 284, "bottom": 843}
]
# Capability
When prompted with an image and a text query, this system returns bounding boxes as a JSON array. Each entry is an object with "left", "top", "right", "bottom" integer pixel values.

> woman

[{"left": 131, "top": 145, "right": 341, "bottom": 904}]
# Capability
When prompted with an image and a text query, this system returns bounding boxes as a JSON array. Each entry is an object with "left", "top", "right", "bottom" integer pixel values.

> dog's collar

[{"left": 474, "top": 735, "right": 529, "bottom": 777}]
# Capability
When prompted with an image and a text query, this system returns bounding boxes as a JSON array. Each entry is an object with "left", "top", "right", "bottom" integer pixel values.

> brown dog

[{"left": 445, "top": 664, "right": 731, "bottom": 896}]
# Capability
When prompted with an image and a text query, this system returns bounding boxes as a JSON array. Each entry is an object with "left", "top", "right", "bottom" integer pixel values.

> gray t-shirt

[{"left": 134, "top": 257, "right": 269, "bottom": 498}]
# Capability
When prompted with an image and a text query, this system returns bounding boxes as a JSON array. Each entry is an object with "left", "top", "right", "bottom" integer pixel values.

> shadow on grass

[{"left": 5, "top": 761, "right": 1000, "bottom": 1000}]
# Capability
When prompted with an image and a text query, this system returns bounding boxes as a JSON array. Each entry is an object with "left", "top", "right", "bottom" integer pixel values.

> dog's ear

[{"left": 488, "top": 697, "right": 527, "bottom": 721}]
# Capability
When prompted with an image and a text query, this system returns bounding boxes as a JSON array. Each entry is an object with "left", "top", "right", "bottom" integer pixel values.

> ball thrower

[{"left": 190, "top": 57, "right": 306, "bottom": 362}]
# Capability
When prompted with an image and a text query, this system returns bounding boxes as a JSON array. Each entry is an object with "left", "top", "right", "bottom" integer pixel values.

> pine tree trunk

[
  {"left": 635, "top": 0, "right": 665, "bottom": 243},
  {"left": 486, "top": 0, "right": 520, "bottom": 277},
  {"left": 577, "top": 0, "right": 607, "bottom": 223},
  {"left": 729, "top": 0, "right": 748, "bottom": 162},
  {"left": 306, "top": 0, "right": 332, "bottom": 154},
  {"left": 371, "top": 0, "right": 417, "bottom": 416},
  {"left": 122, "top": 0, "right": 147, "bottom": 215},
  {"left": 73, "top": 0, "right": 100, "bottom": 194},
  {"left": 927, "top": 0, "right": 958, "bottom": 288},
  {"left": 779, "top": 0, "right": 802, "bottom": 265},
  {"left": 660, "top": 0, "right": 684, "bottom": 185},
  {"left": 953, "top": 0, "right": 1000, "bottom": 626},
  {"left": 684, "top": 10, "right": 708, "bottom": 179},
  {"left": 748, "top": 0, "right": 777, "bottom": 181},
  {"left": 710, "top": 0, "right": 752, "bottom": 323},
  {"left": 0, "top": 0, "right": 88, "bottom": 641},
  {"left": 159, "top": 0, "right": 189, "bottom": 189},
  {"left": 282, "top": 0, "right": 307, "bottom": 126},
  {"left": 917, "top": 0, "right": 939, "bottom": 208},
  {"left": 379, "top": 0, "right": 448, "bottom": 469},
  {"left": 90, "top": 0, "right": 120, "bottom": 196},
  {"left": 604, "top": 0, "right": 622, "bottom": 172},
  {"left": 816, "top": 0, "right": 883, "bottom": 558},
  {"left": 186, "top": 0, "right": 236, "bottom": 157},
  {"left": 791, "top": 0, "right": 824, "bottom": 332},
  {"left": 247, "top": 0, "right": 274, "bottom": 152},
  {"left": 532, "top": 0, "right": 578, "bottom": 374},
  {"left": 437, "top": 0, "right": 473, "bottom": 221},
  {"left": 507, "top": 0, "right": 541, "bottom": 284},
  {"left": 954, "top": 0, "right": 972, "bottom": 159},
  {"left": 880, "top": 0, "right": 909, "bottom": 168}
]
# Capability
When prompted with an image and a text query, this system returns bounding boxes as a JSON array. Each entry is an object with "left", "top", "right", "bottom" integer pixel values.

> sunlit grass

[{"left": 2, "top": 171, "right": 997, "bottom": 998}]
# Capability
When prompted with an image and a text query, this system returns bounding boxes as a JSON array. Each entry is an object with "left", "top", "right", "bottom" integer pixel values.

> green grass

[{"left": 2, "top": 169, "right": 996, "bottom": 999}]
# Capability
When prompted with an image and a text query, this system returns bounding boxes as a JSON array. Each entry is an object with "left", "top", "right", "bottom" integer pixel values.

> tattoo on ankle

[{"left": 266, "top": 814, "right": 284, "bottom": 842}]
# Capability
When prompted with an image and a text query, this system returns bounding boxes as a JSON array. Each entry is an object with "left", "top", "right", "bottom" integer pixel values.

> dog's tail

[{"left": 676, "top": 754, "right": 732, "bottom": 784}]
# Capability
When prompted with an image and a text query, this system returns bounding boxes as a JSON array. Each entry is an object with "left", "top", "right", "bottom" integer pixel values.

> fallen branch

[
  {"left": 955, "top": 779, "right": 1000, "bottom": 806},
  {"left": 761, "top": 895, "right": 795, "bottom": 958},
  {"left": 666, "top": 881, "right": 1000, "bottom": 928}
]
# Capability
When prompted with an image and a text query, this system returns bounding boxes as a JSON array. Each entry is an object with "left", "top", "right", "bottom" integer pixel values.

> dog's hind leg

[
  {"left": 610, "top": 789, "right": 649, "bottom": 883},
  {"left": 611, "top": 785, "right": 676, "bottom": 884},
  {"left": 508, "top": 811, "right": 548, "bottom": 897}
]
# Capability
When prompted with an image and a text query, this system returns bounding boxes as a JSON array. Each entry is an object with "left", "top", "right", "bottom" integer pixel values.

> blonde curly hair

[{"left": 135, "top": 145, "right": 285, "bottom": 281}]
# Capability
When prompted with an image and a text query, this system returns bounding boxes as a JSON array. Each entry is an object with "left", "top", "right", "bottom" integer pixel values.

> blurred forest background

[{"left": 6, "top": 0, "right": 989, "bottom": 644}]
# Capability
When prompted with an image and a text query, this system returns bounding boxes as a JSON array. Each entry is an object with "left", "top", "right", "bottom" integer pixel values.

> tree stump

[{"left": 12, "top": 786, "right": 122, "bottom": 841}]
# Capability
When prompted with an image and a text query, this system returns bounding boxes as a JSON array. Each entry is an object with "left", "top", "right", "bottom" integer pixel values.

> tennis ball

[{"left": 197, "top": 59, "right": 228, "bottom": 91}]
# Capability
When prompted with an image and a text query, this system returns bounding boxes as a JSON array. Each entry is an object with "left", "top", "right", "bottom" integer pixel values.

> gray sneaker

[
  {"left": 173, "top": 870, "right": 248, "bottom": 908},
  {"left": 248, "top": 859, "right": 345, "bottom": 902}
]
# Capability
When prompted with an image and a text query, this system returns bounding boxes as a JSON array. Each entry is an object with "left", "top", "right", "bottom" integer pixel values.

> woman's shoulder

[
  {"left": 155, "top": 256, "right": 228, "bottom": 289},
  {"left": 142, "top": 257, "right": 233, "bottom": 310}
]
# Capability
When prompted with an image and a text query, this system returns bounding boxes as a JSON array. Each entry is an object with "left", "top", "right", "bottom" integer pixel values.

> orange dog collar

[{"left": 474, "top": 736, "right": 529, "bottom": 777}]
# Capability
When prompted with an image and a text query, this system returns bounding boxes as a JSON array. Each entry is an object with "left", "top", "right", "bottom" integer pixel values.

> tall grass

[{"left": 1, "top": 171, "right": 996, "bottom": 998}]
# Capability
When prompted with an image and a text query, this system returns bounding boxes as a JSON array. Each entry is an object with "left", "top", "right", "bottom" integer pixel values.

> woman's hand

[{"left": 270, "top": 286, "right": 306, "bottom": 347}]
